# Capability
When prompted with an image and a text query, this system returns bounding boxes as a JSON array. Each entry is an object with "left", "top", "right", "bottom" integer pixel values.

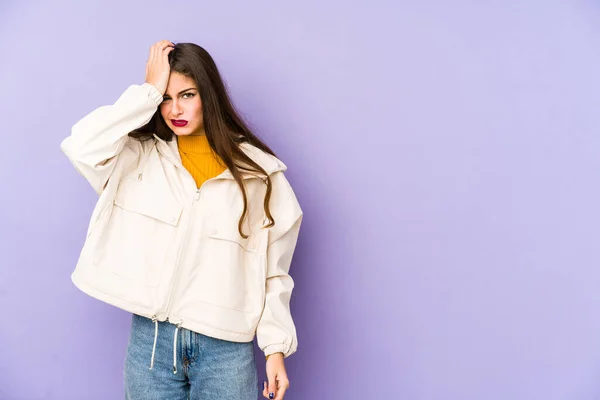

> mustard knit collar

[{"left": 176, "top": 134, "right": 212, "bottom": 154}]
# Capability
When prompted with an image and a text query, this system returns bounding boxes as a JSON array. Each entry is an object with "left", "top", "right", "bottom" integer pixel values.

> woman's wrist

[{"left": 265, "top": 352, "right": 284, "bottom": 361}]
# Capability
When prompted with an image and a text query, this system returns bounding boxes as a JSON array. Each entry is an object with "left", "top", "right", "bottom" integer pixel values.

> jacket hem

[
  {"left": 72, "top": 272, "right": 258, "bottom": 343},
  {"left": 71, "top": 273, "right": 156, "bottom": 319},
  {"left": 178, "top": 318, "right": 256, "bottom": 343}
]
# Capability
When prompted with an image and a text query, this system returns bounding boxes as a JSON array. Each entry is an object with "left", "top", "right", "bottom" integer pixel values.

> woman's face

[{"left": 160, "top": 72, "right": 204, "bottom": 136}]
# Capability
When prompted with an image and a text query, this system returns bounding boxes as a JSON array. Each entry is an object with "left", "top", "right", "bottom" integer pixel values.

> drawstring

[
  {"left": 149, "top": 315, "right": 158, "bottom": 370},
  {"left": 173, "top": 324, "right": 180, "bottom": 374},
  {"left": 147, "top": 316, "right": 183, "bottom": 374}
]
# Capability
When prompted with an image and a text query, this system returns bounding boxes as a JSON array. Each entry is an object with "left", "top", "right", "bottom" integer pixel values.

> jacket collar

[{"left": 153, "top": 134, "right": 287, "bottom": 179}]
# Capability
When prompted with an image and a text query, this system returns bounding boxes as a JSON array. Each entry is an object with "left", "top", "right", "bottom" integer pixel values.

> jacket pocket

[
  {"left": 93, "top": 179, "right": 183, "bottom": 287},
  {"left": 191, "top": 215, "right": 267, "bottom": 313}
]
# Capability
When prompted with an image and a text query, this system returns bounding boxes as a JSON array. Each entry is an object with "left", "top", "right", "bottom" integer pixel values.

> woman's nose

[{"left": 171, "top": 101, "right": 182, "bottom": 116}]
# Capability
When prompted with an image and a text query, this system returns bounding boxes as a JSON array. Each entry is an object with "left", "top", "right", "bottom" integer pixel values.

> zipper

[
  {"left": 156, "top": 138, "right": 226, "bottom": 323},
  {"left": 163, "top": 185, "right": 200, "bottom": 322},
  {"left": 163, "top": 174, "right": 223, "bottom": 322}
]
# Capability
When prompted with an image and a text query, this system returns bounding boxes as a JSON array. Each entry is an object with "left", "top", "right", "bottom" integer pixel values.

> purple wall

[{"left": 1, "top": 1, "right": 600, "bottom": 399}]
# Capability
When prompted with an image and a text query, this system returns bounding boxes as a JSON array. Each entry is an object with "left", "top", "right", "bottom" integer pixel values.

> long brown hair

[{"left": 129, "top": 42, "right": 276, "bottom": 238}]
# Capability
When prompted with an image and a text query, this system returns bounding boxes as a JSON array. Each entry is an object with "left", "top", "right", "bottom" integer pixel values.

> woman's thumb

[{"left": 267, "top": 373, "right": 277, "bottom": 399}]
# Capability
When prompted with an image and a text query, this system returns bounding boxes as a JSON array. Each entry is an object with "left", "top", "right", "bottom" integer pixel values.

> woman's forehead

[{"left": 166, "top": 73, "right": 196, "bottom": 93}]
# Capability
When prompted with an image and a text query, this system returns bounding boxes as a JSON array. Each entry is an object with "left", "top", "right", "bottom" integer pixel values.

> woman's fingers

[
  {"left": 147, "top": 40, "right": 173, "bottom": 64},
  {"left": 274, "top": 376, "right": 289, "bottom": 399},
  {"left": 145, "top": 40, "right": 175, "bottom": 95}
]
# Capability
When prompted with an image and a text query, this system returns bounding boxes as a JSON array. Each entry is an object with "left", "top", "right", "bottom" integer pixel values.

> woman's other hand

[{"left": 263, "top": 353, "right": 290, "bottom": 399}]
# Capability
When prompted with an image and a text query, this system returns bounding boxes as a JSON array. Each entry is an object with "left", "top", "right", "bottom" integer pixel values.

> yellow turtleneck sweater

[{"left": 177, "top": 134, "right": 227, "bottom": 188}]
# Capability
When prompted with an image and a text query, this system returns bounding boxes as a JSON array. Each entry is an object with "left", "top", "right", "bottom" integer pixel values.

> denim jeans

[{"left": 124, "top": 314, "right": 258, "bottom": 399}]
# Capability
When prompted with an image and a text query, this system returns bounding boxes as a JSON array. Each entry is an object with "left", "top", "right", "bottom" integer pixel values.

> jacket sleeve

[
  {"left": 256, "top": 173, "right": 303, "bottom": 358},
  {"left": 60, "top": 83, "right": 163, "bottom": 195}
]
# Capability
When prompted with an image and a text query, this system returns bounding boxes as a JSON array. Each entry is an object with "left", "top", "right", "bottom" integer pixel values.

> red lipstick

[{"left": 171, "top": 120, "right": 188, "bottom": 127}]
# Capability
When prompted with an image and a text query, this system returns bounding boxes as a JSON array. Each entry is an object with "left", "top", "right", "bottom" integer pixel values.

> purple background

[{"left": 1, "top": 1, "right": 600, "bottom": 399}]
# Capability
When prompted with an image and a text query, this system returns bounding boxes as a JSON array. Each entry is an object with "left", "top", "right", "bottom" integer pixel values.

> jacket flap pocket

[
  {"left": 114, "top": 181, "right": 183, "bottom": 226},
  {"left": 205, "top": 215, "right": 252, "bottom": 250}
]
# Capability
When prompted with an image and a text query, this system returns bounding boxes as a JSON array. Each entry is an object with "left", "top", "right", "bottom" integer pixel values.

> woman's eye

[{"left": 182, "top": 92, "right": 195, "bottom": 99}]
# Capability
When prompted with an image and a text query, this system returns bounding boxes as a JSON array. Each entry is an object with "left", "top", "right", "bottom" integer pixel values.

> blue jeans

[{"left": 124, "top": 314, "right": 258, "bottom": 399}]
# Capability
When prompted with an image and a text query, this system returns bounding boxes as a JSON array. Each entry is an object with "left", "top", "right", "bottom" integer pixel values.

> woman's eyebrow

[{"left": 164, "top": 88, "right": 197, "bottom": 97}]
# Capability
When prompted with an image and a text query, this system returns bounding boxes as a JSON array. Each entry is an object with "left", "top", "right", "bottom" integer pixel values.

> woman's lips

[{"left": 171, "top": 119, "right": 188, "bottom": 127}]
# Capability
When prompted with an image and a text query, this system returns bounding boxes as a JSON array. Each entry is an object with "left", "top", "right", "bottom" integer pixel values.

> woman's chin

[
  {"left": 172, "top": 127, "right": 191, "bottom": 136},
  {"left": 171, "top": 126, "right": 205, "bottom": 136}
]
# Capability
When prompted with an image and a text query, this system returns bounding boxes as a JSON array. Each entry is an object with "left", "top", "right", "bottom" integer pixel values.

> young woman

[{"left": 61, "top": 40, "right": 303, "bottom": 400}]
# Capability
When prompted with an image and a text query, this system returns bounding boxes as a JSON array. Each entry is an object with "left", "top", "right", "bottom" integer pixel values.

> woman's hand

[
  {"left": 145, "top": 40, "right": 174, "bottom": 95},
  {"left": 262, "top": 353, "right": 290, "bottom": 399}
]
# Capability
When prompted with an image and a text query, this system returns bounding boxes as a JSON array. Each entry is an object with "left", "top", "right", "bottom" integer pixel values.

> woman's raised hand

[{"left": 145, "top": 40, "right": 175, "bottom": 95}]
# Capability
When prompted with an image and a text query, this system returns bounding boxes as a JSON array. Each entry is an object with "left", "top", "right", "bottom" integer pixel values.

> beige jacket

[{"left": 61, "top": 83, "right": 303, "bottom": 363}]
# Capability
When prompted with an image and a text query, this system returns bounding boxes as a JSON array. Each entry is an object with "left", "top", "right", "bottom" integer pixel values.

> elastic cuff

[
  {"left": 142, "top": 82, "right": 163, "bottom": 105},
  {"left": 262, "top": 339, "right": 295, "bottom": 358}
]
